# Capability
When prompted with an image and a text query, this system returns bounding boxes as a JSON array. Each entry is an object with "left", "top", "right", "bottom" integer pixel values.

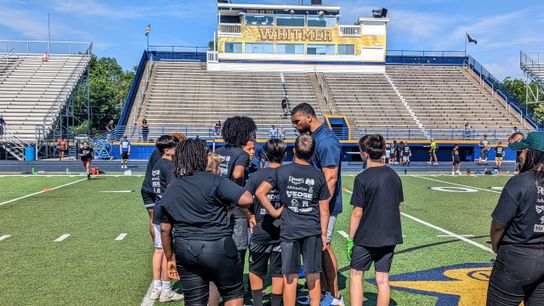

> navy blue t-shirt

[{"left": 311, "top": 124, "right": 342, "bottom": 215}]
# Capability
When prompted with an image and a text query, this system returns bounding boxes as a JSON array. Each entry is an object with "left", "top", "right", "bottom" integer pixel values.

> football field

[{"left": 0, "top": 173, "right": 509, "bottom": 306}]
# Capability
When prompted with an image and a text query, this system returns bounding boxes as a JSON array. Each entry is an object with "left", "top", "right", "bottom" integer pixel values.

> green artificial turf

[{"left": 0, "top": 174, "right": 511, "bottom": 305}]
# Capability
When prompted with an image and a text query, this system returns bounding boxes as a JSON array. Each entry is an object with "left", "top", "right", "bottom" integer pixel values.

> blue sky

[{"left": 1, "top": 0, "right": 543, "bottom": 80}]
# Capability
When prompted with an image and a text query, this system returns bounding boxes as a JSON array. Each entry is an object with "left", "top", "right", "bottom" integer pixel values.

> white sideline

[
  {"left": 140, "top": 283, "right": 155, "bottom": 306},
  {"left": 0, "top": 235, "right": 11, "bottom": 241},
  {"left": 115, "top": 233, "right": 128, "bottom": 241},
  {"left": 0, "top": 178, "right": 87, "bottom": 207},
  {"left": 437, "top": 234, "right": 475, "bottom": 238},
  {"left": 341, "top": 186, "right": 495, "bottom": 254},
  {"left": 54, "top": 234, "right": 71, "bottom": 242},
  {"left": 411, "top": 175, "right": 502, "bottom": 194}
]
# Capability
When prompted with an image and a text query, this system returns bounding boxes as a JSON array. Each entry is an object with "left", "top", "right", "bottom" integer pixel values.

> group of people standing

[{"left": 138, "top": 103, "right": 403, "bottom": 306}]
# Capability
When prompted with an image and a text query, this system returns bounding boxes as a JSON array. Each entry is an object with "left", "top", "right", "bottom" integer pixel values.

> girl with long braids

[{"left": 156, "top": 139, "right": 253, "bottom": 306}]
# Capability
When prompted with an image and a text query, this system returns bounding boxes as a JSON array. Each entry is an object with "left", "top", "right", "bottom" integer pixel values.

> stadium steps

[{"left": 385, "top": 65, "right": 525, "bottom": 130}]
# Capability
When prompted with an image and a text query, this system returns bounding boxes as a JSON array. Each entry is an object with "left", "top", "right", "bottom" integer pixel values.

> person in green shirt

[{"left": 428, "top": 140, "right": 439, "bottom": 165}]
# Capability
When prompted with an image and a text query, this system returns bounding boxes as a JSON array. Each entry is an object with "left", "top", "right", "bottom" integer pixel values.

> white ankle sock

[
  {"left": 153, "top": 280, "right": 162, "bottom": 289},
  {"left": 162, "top": 281, "right": 171, "bottom": 291}
]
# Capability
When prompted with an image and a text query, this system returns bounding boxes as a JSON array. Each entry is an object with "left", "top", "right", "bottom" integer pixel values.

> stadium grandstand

[
  {"left": 116, "top": 0, "right": 536, "bottom": 149},
  {"left": 0, "top": 40, "right": 91, "bottom": 160},
  {"left": 520, "top": 51, "right": 544, "bottom": 113}
]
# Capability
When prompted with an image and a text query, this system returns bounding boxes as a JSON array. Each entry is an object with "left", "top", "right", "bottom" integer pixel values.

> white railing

[
  {"left": 1, "top": 128, "right": 26, "bottom": 160},
  {"left": 207, "top": 51, "right": 219, "bottom": 63},
  {"left": 340, "top": 26, "right": 361, "bottom": 37},
  {"left": 218, "top": 23, "right": 242, "bottom": 36}
]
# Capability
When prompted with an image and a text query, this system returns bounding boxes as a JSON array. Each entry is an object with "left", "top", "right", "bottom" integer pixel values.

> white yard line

[
  {"left": 54, "top": 234, "right": 71, "bottom": 242},
  {"left": 411, "top": 175, "right": 501, "bottom": 194},
  {"left": 100, "top": 190, "right": 135, "bottom": 193},
  {"left": 337, "top": 231, "right": 349, "bottom": 238},
  {"left": 0, "top": 178, "right": 87, "bottom": 207},
  {"left": 437, "top": 234, "right": 475, "bottom": 238},
  {"left": 140, "top": 283, "right": 155, "bottom": 306},
  {"left": 115, "top": 233, "right": 128, "bottom": 241},
  {"left": 341, "top": 187, "right": 495, "bottom": 254},
  {"left": 0, "top": 235, "right": 11, "bottom": 241}
]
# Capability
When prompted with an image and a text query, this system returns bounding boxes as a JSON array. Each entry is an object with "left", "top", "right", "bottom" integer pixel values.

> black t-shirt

[
  {"left": 79, "top": 147, "right": 93, "bottom": 161},
  {"left": 246, "top": 168, "right": 281, "bottom": 244},
  {"left": 151, "top": 158, "right": 174, "bottom": 201},
  {"left": 402, "top": 145, "right": 411, "bottom": 156},
  {"left": 350, "top": 166, "right": 404, "bottom": 247},
  {"left": 266, "top": 162, "right": 330, "bottom": 240},
  {"left": 216, "top": 145, "right": 250, "bottom": 184},
  {"left": 142, "top": 149, "right": 162, "bottom": 193},
  {"left": 496, "top": 146, "right": 504, "bottom": 157},
  {"left": 492, "top": 170, "right": 544, "bottom": 245},
  {"left": 216, "top": 145, "right": 250, "bottom": 219},
  {"left": 452, "top": 149, "right": 460, "bottom": 162},
  {"left": 155, "top": 171, "right": 246, "bottom": 241}
]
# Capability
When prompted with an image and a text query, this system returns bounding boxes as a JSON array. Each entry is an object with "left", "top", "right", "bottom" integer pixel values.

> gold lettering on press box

[{"left": 257, "top": 27, "right": 333, "bottom": 42}]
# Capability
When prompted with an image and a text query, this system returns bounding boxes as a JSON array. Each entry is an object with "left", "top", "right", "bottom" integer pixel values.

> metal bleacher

[
  {"left": 0, "top": 54, "right": 90, "bottom": 143},
  {"left": 125, "top": 61, "right": 323, "bottom": 140},
  {"left": 122, "top": 53, "right": 536, "bottom": 142}
]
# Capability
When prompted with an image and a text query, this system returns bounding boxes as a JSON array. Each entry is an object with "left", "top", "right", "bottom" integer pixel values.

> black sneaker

[{"left": 87, "top": 174, "right": 91, "bottom": 180}]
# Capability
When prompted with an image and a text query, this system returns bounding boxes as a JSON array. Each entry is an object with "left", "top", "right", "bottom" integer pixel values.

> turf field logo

[
  {"left": 429, "top": 187, "right": 478, "bottom": 193},
  {"left": 372, "top": 263, "right": 491, "bottom": 306}
]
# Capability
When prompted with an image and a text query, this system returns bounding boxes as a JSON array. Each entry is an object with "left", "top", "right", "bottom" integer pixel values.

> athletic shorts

[
  {"left": 481, "top": 150, "right": 489, "bottom": 158},
  {"left": 153, "top": 223, "right": 162, "bottom": 249},
  {"left": 326, "top": 215, "right": 338, "bottom": 244},
  {"left": 281, "top": 235, "right": 322, "bottom": 275},
  {"left": 174, "top": 237, "right": 244, "bottom": 305},
  {"left": 350, "top": 245, "right": 395, "bottom": 273},
  {"left": 231, "top": 217, "right": 249, "bottom": 251},
  {"left": 430, "top": 149, "right": 436, "bottom": 154},
  {"left": 495, "top": 157, "right": 503, "bottom": 161},
  {"left": 81, "top": 159, "right": 90, "bottom": 167},
  {"left": 121, "top": 152, "right": 129, "bottom": 160},
  {"left": 141, "top": 189, "right": 157, "bottom": 209},
  {"left": 453, "top": 160, "right": 460, "bottom": 165},
  {"left": 249, "top": 242, "right": 282, "bottom": 277}
]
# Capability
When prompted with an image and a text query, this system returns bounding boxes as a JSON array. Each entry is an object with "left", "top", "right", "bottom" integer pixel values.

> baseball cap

[{"left": 509, "top": 132, "right": 544, "bottom": 152}]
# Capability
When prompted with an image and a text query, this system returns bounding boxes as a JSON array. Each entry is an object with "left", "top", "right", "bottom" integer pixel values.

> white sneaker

[
  {"left": 331, "top": 295, "right": 345, "bottom": 306},
  {"left": 159, "top": 290, "right": 184, "bottom": 302},
  {"left": 150, "top": 287, "right": 161, "bottom": 300},
  {"left": 321, "top": 293, "right": 345, "bottom": 306},
  {"left": 457, "top": 171, "right": 462, "bottom": 176},
  {"left": 451, "top": 172, "right": 455, "bottom": 176}
]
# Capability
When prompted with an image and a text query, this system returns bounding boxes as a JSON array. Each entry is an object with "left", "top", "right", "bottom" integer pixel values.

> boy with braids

[{"left": 215, "top": 116, "right": 257, "bottom": 282}]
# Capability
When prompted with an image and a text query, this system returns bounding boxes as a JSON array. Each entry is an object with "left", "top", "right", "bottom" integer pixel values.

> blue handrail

[
  {"left": 466, "top": 55, "right": 540, "bottom": 129},
  {"left": 116, "top": 51, "right": 149, "bottom": 136}
]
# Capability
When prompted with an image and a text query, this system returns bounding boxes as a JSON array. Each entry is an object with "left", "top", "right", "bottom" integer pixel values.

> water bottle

[{"left": 65, "top": 168, "right": 69, "bottom": 175}]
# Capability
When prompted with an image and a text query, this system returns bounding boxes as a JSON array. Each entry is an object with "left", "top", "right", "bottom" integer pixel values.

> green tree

[
  {"left": 73, "top": 55, "right": 135, "bottom": 136},
  {"left": 501, "top": 77, "right": 543, "bottom": 122}
]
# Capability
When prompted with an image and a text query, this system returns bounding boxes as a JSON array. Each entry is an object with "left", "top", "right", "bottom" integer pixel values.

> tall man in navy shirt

[{"left": 291, "top": 103, "right": 344, "bottom": 305}]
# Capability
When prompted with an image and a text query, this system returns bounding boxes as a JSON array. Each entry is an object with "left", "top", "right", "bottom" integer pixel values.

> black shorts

[
  {"left": 141, "top": 189, "right": 157, "bottom": 209},
  {"left": 81, "top": 159, "right": 91, "bottom": 166},
  {"left": 281, "top": 235, "right": 322, "bottom": 275},
  {"left": 175, "top": 237, "right": 244, "bottom": 305},
  {"left": 121, "top": 152, "right": 129, "bottom": 160},
  {"left": 453, "top": 160, "right": 460, "bottom": 165},
  {"left": 249, "top": 242, "right": 282, "bottom": 277},
  {"left": 350, "top": 245, "right": 395, "bottom": 273}
]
